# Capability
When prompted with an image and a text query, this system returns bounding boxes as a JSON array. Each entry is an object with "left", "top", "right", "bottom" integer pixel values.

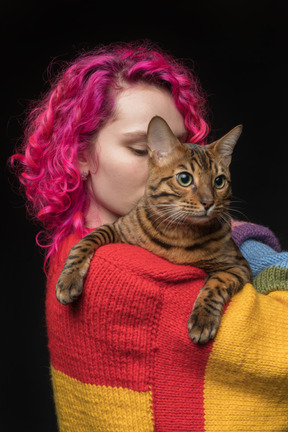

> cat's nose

[{"left": 200, "top": 199, "right": 214, "bottom": 210}]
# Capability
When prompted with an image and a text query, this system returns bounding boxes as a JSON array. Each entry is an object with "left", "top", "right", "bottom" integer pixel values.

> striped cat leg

[
  {"left": 187, "top": 268, "right": 250, "bottom": 344},
  {"left": 56, "top": 225, "right": 119, "bottom": 304}
]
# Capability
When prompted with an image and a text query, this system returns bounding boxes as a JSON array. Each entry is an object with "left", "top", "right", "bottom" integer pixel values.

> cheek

[
  {"left": 117, "top": 158, "right": 149, "bottom": 189},
  {"left": 96, "top": 151, "right": 149, "bottom": 197}
]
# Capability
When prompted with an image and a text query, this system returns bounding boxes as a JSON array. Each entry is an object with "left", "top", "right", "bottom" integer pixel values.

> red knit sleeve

[{"left": 46, "top": 239, "right": 212, "bottom": 430}]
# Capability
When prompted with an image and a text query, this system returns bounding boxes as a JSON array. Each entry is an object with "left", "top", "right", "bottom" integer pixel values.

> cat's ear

[
  {"left": 210, "top": 125, "right": 243, "bottom": 166},
  {"left": 147, "top": 116, "right": 181, "bottom": 165}
]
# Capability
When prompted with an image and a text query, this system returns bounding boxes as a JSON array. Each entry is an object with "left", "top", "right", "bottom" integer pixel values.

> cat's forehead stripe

[
  {"left": 190, "top": 158, "right": 201, "bottom": 172},
  {"left": 188, "top": 146, "right": 213, "bottom": 171}
]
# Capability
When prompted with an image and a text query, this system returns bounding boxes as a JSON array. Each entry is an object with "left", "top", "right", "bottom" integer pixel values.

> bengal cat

[{"left": 56, "top": 116, "right": 252, "bottom": 344}]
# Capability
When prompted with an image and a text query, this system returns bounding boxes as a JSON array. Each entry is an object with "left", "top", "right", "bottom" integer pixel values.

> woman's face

[{"left": 83, "top": 84, "right": 186, "bottom": 227}]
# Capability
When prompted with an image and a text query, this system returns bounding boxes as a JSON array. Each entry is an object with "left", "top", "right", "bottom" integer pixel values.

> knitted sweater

[{"left": 46, "top": 223, "right": 288, "bottom": 431}]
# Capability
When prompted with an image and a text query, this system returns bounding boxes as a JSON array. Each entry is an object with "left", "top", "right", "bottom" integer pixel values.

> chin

[{"left": 187, "top": 213, "right": 216, "bottom": 225}]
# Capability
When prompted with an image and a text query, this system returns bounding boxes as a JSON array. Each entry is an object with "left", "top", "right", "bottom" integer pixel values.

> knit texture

[
  {"left": 231, "top": 220, "right": 281, "bottom": 251},
  {"left": 46, "top": 233, "right": 288, "bottom": 431},
  {"left": 231, "top": 220, "right": 288, "bottom": 294}
]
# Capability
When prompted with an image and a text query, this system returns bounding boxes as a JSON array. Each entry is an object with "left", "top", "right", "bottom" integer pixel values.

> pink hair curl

[{"left": 10, "top": 41, "right": 209, "bottom": 263}]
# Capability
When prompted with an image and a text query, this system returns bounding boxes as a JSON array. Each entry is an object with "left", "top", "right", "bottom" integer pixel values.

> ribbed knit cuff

[
  {"left": 239, "top": 239, "right": 288, "bottom": 294},
  {"left": 231, "top": 220, "right": 281, "bottom": 251},
  {"left": 253, "top": 266, "right": 288, "bottom": 295}
]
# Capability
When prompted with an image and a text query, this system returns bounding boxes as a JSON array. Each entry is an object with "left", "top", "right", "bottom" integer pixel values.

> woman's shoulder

[
  {"left": 50, "top": 231, "right": 206, "bottom": 283},
  {"left": 90, "top": 243, "right": 206, "bottom": 283},
  {"left": 48, "top": 234, "right": 206, "bottom": 296}
]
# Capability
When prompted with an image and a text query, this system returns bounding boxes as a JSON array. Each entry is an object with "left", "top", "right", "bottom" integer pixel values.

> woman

[{"left": 11, "top": 41, "right": 288, "bottom": 431}]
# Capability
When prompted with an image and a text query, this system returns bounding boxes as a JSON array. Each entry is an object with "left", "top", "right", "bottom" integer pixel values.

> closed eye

[{"left": 129, "top": 148, "right": 148, "bottom": 156}]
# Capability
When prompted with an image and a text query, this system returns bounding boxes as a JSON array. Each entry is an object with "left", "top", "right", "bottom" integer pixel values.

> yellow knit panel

[
  {"left": 51, "top": 367, "right": 154, "bottom": 432},
  {"left": 204, "top": 284, "right": 288, "bottom": 431}
]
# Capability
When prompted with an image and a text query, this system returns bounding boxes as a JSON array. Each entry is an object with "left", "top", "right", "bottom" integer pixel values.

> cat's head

[{"left": 146, "top": 116, "right": 242, "bottom": 225}]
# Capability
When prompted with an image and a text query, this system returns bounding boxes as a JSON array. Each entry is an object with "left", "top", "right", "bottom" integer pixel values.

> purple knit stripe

[{"left": 231, "top": 222, "right": 281, "bottom": 252}]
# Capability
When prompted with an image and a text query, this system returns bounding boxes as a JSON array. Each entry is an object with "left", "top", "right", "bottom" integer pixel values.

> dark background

[{"left": 2, "top": 1, "right": 287, "bottom": 430}]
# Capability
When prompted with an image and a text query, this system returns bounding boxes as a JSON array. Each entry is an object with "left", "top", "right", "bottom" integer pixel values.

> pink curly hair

[{"left": 11, "top": 41, "right": 209, "bottom": 263}]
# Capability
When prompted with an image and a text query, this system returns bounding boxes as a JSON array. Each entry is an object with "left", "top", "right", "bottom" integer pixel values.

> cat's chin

[{"left": 187, "top": 214, "right": 215, "bottom": 225}]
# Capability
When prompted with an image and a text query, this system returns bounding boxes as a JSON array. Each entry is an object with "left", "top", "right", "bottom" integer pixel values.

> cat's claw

[{"left": 187, "top": 310, "right": 220, "bottom": 344}]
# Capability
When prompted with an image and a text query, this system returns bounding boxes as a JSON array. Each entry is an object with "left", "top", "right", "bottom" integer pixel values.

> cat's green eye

[
  {"left": 214, "top": 175, "right": 226, "bottom": 189},
  {"left": 177, "top": 172, "right": 193, "bottom": 187}
]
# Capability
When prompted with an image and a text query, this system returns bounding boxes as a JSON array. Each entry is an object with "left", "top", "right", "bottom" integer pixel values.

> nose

[{"left": 200, "top": 198, "right": 214, "bottom": 210}]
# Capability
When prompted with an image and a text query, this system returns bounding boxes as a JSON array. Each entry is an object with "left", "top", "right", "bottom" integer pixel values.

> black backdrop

[{"left": 2, "top": 1, "right": 287, "bottom": 430}]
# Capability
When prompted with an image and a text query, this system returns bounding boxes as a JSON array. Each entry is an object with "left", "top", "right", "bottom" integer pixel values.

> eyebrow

[
  {"left": 122, "top": 130, "right": 187, "bottom": 142},
  {"left": 122, "top": 131, "right": 147, "bottom": 142}
]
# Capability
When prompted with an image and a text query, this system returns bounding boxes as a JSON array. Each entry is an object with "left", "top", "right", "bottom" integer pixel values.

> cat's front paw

[
  {"left": 187, "top": 305, "right": 221, "bottom": 344},
  {"left": 56, "top": 270, "right": 85, "bottom": 305}
]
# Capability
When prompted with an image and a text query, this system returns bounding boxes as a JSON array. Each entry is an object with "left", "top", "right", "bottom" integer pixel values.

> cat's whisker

[
  {"left": 140, "top": 203, "right": 179, "bottom": 212},
  {"left": 148, "top": 211, "right": 181, "bottom": 231},
  {"left": 231, "top": 195, "right": 247, "bottom": 204},
  {"left": 155, "top": 211, "right": 182, "bottom": 230},
  {"left": 228, "top": 196, "right": 249, "bottom": 221},
  {"left": 148, "top": 204, "right": 178, "bottom": 216},
  {"left": 230, "top": 199, "right": 246, "bottom": 206},
  {"left": 158, "top": 209, "right": 192, "bottom": 233},
  {"left": 154, "top": 208, "right": 184, "bottom": 231},
  {"left": 216, "top": 213, "right": 230, "bottom": 226},
  {"left": 229, "top": 207, "right": 250, "bottom": 222}
]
